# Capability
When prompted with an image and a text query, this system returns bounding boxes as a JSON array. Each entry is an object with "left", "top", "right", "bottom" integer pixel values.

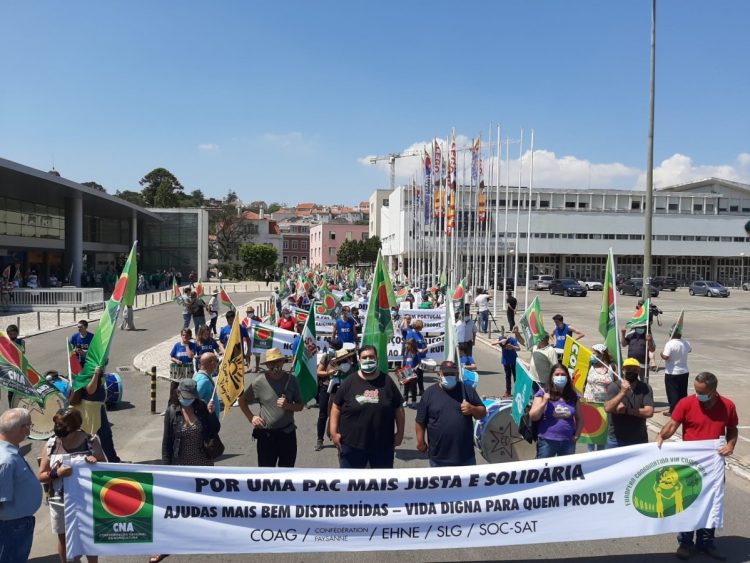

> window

[
  {"left": 668, "top": 203, "right": 679, "bottom": 211},
  {"left": 539, "top": 200, "right": 550, "bottom": 208},
  {"left": 361, "top": 233, "right": 368, "bottom": 240},
  {"left": 669, "top": 235, "right": 681, "bottom": 241},
  {"left": 283, "top": 240, "right": 289, "bottom": 249},
  {"left": 292, "top": 256, "right": 298, "bottom": 264},
  {"left": 693, "top": 204, "right": 703, "bottom": 212},
  {"left": 346, "top": 231, "right": 352, "bottom": 241},
  {"left": 383, "top": 199, "right": 389, "bottom": 207},
  {"left": 283, "top": 256, "right": 288, "bottom": 264},
  {"left": 565, "top": 202, "right": 576, "bottom": 208},
  {"left": 292, "top": 240, "right": 298, "bottom": 249},
  {"left": 578, "top": 202, "right": 587, "bottom": 209},
  {"left": 301, "top": 240, "right": 307, "bottom": 249},
  {"left": 616, "top": 234, "right": 628, "bottom": 240},
  {"left": 329, "top": 232, "right": 336, "bottom": 240},
  {"left": 654, "top": 235, "right": 668, "bottom": 240},
  {"left": 730, "top": 206, "right": 739, "bottom": 212},
  {"left": 631, "top": 201, "right": 641, "bottom": 210},
  {"left": 329, "top": 247, "right": 337, "bottom": 256},
  {"left": 706, "top": 204, "right": 714, "bottom": 212},
  {"left": 683, "top": 235, "right": 695, "bottom": 241}
]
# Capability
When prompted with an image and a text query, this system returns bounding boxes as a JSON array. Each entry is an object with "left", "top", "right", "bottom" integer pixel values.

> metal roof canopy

[{"left": 0, "top": 157, "right": 163, "bottom": 223}]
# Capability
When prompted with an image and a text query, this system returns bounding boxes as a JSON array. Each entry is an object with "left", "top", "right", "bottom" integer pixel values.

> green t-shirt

[{"left": 243, "top": 372, "right": 301, "bottom": 433}]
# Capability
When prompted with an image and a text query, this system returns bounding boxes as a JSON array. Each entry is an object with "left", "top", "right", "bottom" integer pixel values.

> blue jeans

[
  {"left": 429, "top": 456, "right": 476, "bottom": 467},
  {"left": 182, "top": 313, "right": 192, "bottom": 330},
  {"left": 0, "top": 515, "right": 34, "bottom": 563},
  {"left": 678, "top": 528, "right": 715, "bottom": 549},
  {"left": 536, "top": 437, "right": 576, "bottom": 458},
  {"left": 606, "top": 437, "right": 644, "bottom": 449},
  {"left": 479, "top": 310, "right": 489, "bottom": 332},
  {"left": 339, "top": 443, "right": 394, "bottom": 469}
]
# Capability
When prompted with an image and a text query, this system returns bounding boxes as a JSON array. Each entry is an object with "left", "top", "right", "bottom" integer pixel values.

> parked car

[
  {"left": 652, "top": 276, "right": 678, "bottom": 291},
  {"left": 493, "top": 276, "right": 517, "bottom": 291},
  {"left": 689, "top": 280, "right": 730, "bottom": 297},
  {"left": 578, "top": 279, "right": 603, "bottom": 291},
  {"left": 549, "top": 278, "right": 588, "bottom": 297},
  {"left": 743, "top": 281, "right": 749, "bottom": 291},
  {"left": 619, "top": 278, "right": 660, "bottom": 297},
  {"left": 531, "top": 275, "right": 555, "bottom": 290}
]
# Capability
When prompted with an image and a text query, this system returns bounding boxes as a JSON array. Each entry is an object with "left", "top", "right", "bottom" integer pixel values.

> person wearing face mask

[
  {"left": 314, "top": 340, "right": 346, "bottom": 451},
  {"left": 621, "top": 322, "right": 655, "bottom": 383},
  {"left": 658, "top": 372, "right": 737, "bottom": 561},
  {"left": 603, "top": 358, "right": 654, "bottom": 449},
  {"left": 529, "top": 364, "right": 583, "bottom": 458},
  {"left": 277, "top": 307, "right": 297, "bottom": 332},
  {"left": 583, "top": 344, "right": 618, "bottom": 451},
  {"left": 332, "top": 306, "right": 356, "bottom": 345},
  {"left": 406, "top": 320, "right": 429, "bottom": 396},
  {"left": 38, "top": 408, "right": 105, "bottom": 563},
  {"left": 415, "top": 361, "right": 486, "bottom": 467},
  {"left": 456, "top": 310, "right": 477, "bottom": 357},
  {"left": 238, "top": 348, "right": 303, "bottom": 467},
  {"left": 330, "top": 345, "right": 405, "bottom": 469}
]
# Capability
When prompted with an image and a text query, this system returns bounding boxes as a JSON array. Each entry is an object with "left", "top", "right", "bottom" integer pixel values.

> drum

[
  {"left": 473, "top": 399, "right": 536, "bottom": 464},
  {"left": 105, "top": 373, "right": 123, "bottom": 407},
  {"left": 396, "top": 366, "right": 417, "bottom": 386},
  {"left": 419, "top": 358, "right": 437, "bottom": 372},
  {"left": 169, "top": 363, "right": 195, "bottom": 382},
  {"left": 342, "top": 342, "right": 357, "bottom": 352},
  {"left": 11, "top": 393, "right": 68, "bottom": 441},
  {"left": 462, "top": 368, "right": 478, "bottom": 389}
]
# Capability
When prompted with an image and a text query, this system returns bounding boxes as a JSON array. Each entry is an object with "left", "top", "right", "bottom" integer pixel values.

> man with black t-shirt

[
  {"left": 603, "top": 358, "right": 654, "bottom": 447},
  {"left": 506, "top": 291, "right": 518, "bottom": 330},
  {"left": 330, "top": 345, "right": 404, "bottom": 469},
  {"left": 416, "top": 361, "right": 486, "bottom": 467}
]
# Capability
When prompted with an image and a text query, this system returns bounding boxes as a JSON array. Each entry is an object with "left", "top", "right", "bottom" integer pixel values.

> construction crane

[{"left": 368, "top": 150, "right": 423, "bottom": 190}]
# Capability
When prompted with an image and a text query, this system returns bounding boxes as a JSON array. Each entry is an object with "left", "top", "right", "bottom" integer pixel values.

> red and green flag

[
  {"left": 577, "top": 401, "right": 608, "bottom": 445},
  {"left": 292, "top": 303, "right": 318, "bottom": 403},
  {"left": 67, "top": 338, "right": 83, "bottom": 379},
  {"left": 0, "top": 330, "right": 48, "bottom": 403},
  {"left": 669, "top": 309, "right": 685, "bottom": 339},
  {"left": 362, "top": 252, "right": 396, "bottom": 373},
  {"left": 315, "top": 287, "right": 341, "bottom": 317},
  {"left": 598, "top": 249, "right": 621, "bottom": 367},
  {"left": 452, "top": 278, "right": 466, "bottom": 311},
  {"left": 292, "top": 306, "right": 309, "bottom": 324},
  {"left": 195, "top": 279, "right": 204, "bottom": 298},
  {"left": 395, "top": 286, "right": 409, "bottom": 303},
  {"left": 171, "top": 277, "right": 181, "bottom": 302},
  {"left": 626, "top": 298, "right": 650, "bottom": 330},
  {"left": 74, "top": 241, "right": 137, "bottom": 392},
  {"left": 518, "top": 296, "right": 548, "bottom": 351},
  {"left": 219, "top": 286, "right": 235, "bottom": 312},
  {"left": 251, "top": 324, "right": 275, "bottom": 351}
]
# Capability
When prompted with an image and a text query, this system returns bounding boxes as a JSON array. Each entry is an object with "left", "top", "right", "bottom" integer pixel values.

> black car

[
  {"left": 549, "top": 278, "right": 587, "bottom": 297},
  {"left": 619, "top": 278, "right": 659, "bottom": 297},
  {"left": 652, "top": 276, "right": 678, "bottom": 291}
]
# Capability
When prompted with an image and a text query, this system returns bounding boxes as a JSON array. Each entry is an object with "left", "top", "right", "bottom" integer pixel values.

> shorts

[{"left": 49, "top": 498, "right": 65, "bottom": 534}]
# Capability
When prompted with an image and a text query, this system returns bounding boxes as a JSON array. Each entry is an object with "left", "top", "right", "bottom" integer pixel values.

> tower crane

[{"left": 368, "top": 150, "right": 423, "bottom": 190}]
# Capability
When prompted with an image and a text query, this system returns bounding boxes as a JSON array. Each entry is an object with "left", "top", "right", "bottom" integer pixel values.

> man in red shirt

[
  {"left": 657, "top": 372, "right": 738, "bottom": 561},
  {"left": 277, "top": 307, "right": 297, "bottom": 332}
]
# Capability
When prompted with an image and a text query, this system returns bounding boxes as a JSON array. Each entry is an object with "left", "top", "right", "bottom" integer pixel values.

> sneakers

[
  {"left": 314, "top": 440, "right": 323, "bottom": 452},
  {"left": 697, "top": 546, "right": 726, "bottom": 561},
  {"left": 663, "top": 411, "right": 671, "bottom": 417},
  {"left": 675, "top": 545, "right": 691, "bottom": 560}
]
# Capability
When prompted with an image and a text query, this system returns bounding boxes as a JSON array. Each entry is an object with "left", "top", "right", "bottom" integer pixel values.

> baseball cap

[
  {"left": 623, "top": 358, "right": 641, "bottom": 369},
  {"left": 177, "top": 379, "right": 199, "bottom": 400}
]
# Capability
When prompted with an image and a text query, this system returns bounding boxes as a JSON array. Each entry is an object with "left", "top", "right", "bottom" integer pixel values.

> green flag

[
  {"left": 518, "top": 296, "right": 548, "bottom": 351},
  {"left": 74, "top": 241, "right": 137, "bottom": 391},
  {"left": 362, "top": 252, "right": 396, "bottom": 373},
  {"left": 123, "top": 247, "right": 137, "bottom": 307},
  {"left": 292, "top": 303, "right": 318, "bottom": 403},
  {"left": 669, "top": 310, "right": 684, "bottom": 339},
  {"left": 626, "top": 298, "right": 650, "bottom": 329},
  {"left": 598, "top": 249, "right": 621, "bottom": 366},
  {"left": 511, "top": 362, "right": 534, "bottom": 425},
  {"left": 451, "top": 278, "right": 466, "bottom": 312}
]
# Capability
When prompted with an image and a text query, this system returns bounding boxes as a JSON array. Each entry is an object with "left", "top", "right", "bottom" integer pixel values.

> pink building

[{"left": 309, "top": 223, "right": 369, "bottom": 267}]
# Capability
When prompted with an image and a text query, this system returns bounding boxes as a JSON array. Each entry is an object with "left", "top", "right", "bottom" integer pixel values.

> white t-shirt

[
  {"left": 474, "top": 294, "right": 490, "bottom": 312},
  {"left": 662, "top": 338, "right": 691, "bottom": 375}
]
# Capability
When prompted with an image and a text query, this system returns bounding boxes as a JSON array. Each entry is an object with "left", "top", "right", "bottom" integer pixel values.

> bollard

[
  {"left": 57, "top": 309, "right": 61, "bottom": 326},
  {"left": 16, "top": 316, "right": 21, "bottom": 333},
  {"left": 150, "top": 366, "right": 157, "bottom": 414},
  {"left": 37, "top": 311, "right": 41, "bottom": 331},
  {"left": 73, "top": 307, "right": 77, "bottom": 320}
]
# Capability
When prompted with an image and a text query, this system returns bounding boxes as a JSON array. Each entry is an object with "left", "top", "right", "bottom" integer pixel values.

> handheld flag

[
  {"left": 73, "top": 241, "right": 137, "bottom": 392},
  {"left": 292, "top": 303, "right": 318, "bottom": 403},
  {"left": 67, "top": 338, "right": 83, "bottom": 379},
  {"left": 626, "top": 299, "right": 650, "bottom": 330},
  {"left": 0, "top": 331, "right": 46, "bottom": 403},
  {"left": 195, "top": 279, "right": 204, "bottom": 298},
  {"left": 669, "top": 310, "right": 684, "bottom": 339},
  {"left": 598, "top": 249, "right": 621, "bottom": 368},
  {"left": 451, "top": 278, "right": 466, "bottom": 312},
  {"left": 443, "top": 294, "right": 459, "bottom": 364},
  {"left": 577, "top": 401, "right": 608, "bottom": 445},
  {"left": 315, "top": 287, "right": 342, "bottom": 318},
  {"left": 123, "top": 251, "right": 137, "bottom": 308},
  {"left": 518, "top": 297, "right": 548, "bottom": 351},
  {"left": 219, "top": 286, "right": 235, "bottom": 312},
  {"left": 171, "top": 277, "right": 181, "bottom": 302},
  {"left": 511, "top": 362, "right": 534, "bottom": 425},
  {"left": 561, "top": 336, "right": 593, "bottom": 394},
  {"left": 215, "top": 313, "right": 245, "bottom": 419},
  {"left": 362, "top": 252, "right": 396, "bottom": 373}
]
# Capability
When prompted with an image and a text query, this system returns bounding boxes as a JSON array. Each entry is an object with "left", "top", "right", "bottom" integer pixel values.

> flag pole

[
  {"left": 493, "top": 125, "right": 502, "bottom": 317},
  {"left": 524, "top": 129, "right": 535, "bottom": 310},
  {"left": 484, "top": 122, "right": 493, "bottom": 292},
  {"left": 513, "top": 129, "right": 524, "bottom": 297},
  {"left": 610, "top": 248, "right": 623, "bottom": 371},
  {"left": 503, "top": 135, "right": 510, "bottom": 307}
]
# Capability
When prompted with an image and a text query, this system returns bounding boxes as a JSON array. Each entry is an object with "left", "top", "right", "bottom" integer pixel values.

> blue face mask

[
  {"left": 552, "top": 375, "right": 568, "bottom": 389},
  {"left": 441, "top": 375, "right": 457, "bottom": 390},
  {"left": 590, "top": 356, "right": 599, "bottom": 366},
  {"left": 696, "top": 394, "right": 711, "bottom": 403},
  {"left": 179, "top": 398, "right": 194, "bottom": 407}
]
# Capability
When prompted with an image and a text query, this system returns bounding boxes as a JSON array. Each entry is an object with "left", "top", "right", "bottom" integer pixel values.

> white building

[
  {"left": 375, "top": 177, "right": 750, "bottom": 287},
  {"left": 368, "top": 188, "right": 393, "bottom": 239}
]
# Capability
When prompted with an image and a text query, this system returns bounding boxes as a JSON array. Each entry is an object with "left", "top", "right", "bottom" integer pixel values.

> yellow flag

[
  {"left": 561, "top": 335, "right": 592, "bottom": 394},
  {"left": 216, "top": 314, "right": 245, "bottom": 419}
]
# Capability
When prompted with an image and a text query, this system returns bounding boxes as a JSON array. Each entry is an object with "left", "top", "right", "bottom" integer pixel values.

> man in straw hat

[{"left": 238, "top": 348, "right": 303, "bottom": 467}]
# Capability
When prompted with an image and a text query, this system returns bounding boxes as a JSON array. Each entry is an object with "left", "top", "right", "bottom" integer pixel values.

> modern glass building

[{"left": 0, "top": 157, "right": 208, "bottom": 286}]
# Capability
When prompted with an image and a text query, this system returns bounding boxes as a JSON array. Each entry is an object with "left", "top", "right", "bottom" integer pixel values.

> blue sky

[{"left": 1, "top": 1, "right": 748, "bottom": 204}]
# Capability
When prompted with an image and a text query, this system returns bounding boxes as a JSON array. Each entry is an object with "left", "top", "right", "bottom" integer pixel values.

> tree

[
  {"left": 212, "top": 205, "right": 245, "bottom": 261},
  {"left": 82, "top": 181, "right": 106, "bottom": 192},
  {"left": 139, "top": 168, "right": 184, "bottom": 207},
  {"left": 189, "top": 189, "right": 205, "bottom": 206},
  {"left": 239, "top": 243, "right": 278, "bottom": 280},
  {"left": 361, "top": 236, "right": 381, "bottom": 264},
  {"left": 267, "top": 202, "right": 284, "bottom": 214},
  {"left": 336, "top": 239, "right": 360, "bottom": 267},
  {"left": 115, "top": 190, "right": 146, "bottom": 206},
  {"left": 226, "top": 189, "right": 238, "bottom": 204}
]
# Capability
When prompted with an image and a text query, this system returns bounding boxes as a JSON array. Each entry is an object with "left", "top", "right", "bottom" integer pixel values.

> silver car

[
  {"left": 533, "top": 275, "right": 554, "bottom": 290},
  {"left": 688, "top": 280, "right": 730, "bottom": 297}
]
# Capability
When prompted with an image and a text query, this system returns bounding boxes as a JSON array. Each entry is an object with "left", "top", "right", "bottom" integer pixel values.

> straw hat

[
  {"left": 334, "top": 348, "right": 356, "bottom": 361},
  {"left": 262, "top": 348, "right": 285, "bottom": 364}
]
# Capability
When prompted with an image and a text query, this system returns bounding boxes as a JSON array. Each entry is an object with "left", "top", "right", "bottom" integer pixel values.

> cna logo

[
  {"left": 629, "top": 464, "right": 702, "bottom": 518},
  {"left": 93, "top": 471, "right": 153, "bottom": 543}
]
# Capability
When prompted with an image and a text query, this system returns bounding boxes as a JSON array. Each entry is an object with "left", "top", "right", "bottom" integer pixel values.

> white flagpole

[
  {"left": 610, "top": 248, "right": 623, "bottom": 370},
  {"left": 503, "top": 135, "right": 510, "bottom": 305},
  {"left": 493, "top": 125, "right": 502, "bottom": 317},
  {"left": 484, "top": 122, "right": 492, "bottom": 292},
  {"left": 524, "top": 129, "right": 535, "bottom": 310},
  {"left": 513, "top": 129, "right": 524, "bottom": 297}
]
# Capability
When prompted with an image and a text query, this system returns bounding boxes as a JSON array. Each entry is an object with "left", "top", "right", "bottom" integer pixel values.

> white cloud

[
  {"left": 198, "top": 143, "right": 220, "bottom": 152},
  {"left": 360, "top": 136, "right": 750, "bottom": 190},
  {"left": 262, "top": 131, "right": 305, "bottom": 148}
]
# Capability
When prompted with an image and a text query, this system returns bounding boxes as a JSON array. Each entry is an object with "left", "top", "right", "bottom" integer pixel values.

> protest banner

[
  {"left": 64, "top": 441, "right": 724, "bottom": 558},
  {"left": 511, "top": 362, "right": 534, "bottom": 425}
]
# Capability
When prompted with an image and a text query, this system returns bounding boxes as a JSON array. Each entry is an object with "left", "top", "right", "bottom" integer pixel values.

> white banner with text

[{"left": 64, "top": 441, "right": 725, "bottom": 558}]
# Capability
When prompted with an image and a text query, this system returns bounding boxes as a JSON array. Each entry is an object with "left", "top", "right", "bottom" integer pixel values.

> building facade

[
  {"left": 368, "top": 188, "right": 393, "bottom": 239},
  {"left": 376, "top": 178, "right": 750, "bottom": 287},
  {"left": 141, "top": 208, "right": 209, "bottom": 279},
  {"left": 279, "top": 223, "right": 310, "bottom": 266},
  {"left": 309, "top": 223, "right": 369, "bottom": 267}
]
